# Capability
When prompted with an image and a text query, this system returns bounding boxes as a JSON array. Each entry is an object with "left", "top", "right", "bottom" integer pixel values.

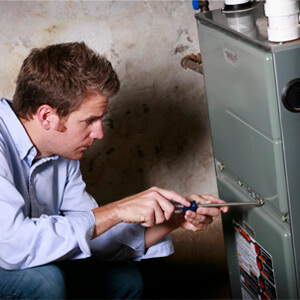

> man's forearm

[
  {"left": 92, "top": 204, "right": 178, "bottom": 248},
  {"left": 91, "top": 203, "right": 122, "bottom": 239}
]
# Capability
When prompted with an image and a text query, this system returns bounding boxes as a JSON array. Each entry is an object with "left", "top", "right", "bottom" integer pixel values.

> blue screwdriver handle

[
  {"left": 171, "top": 200, "right": 198, "bottom": 213},
  {"left": 182, "top": 200, "right": 197, "bottom": 212}
]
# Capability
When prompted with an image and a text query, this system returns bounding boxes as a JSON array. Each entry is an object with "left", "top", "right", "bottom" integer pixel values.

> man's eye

[
  {"left": 86, "top": 117, "right": 101, "bottom": 125},
  {"left": 86, "top": 119, "right": 95, "bottom": 125}
]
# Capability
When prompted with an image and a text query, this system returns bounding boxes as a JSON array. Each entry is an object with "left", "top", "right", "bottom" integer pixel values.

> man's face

[{"left": 51, "top": 92, "right": 108, "bottom": 160}]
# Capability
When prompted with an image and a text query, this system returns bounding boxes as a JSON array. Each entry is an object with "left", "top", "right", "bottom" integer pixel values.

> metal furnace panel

[
  {"left": 273, "top": 48, "right": 300, "bottom": 295},
  {"left": 197, "top": 22, "right": 288, "bottom": 214},
  {"left": 217, "top": 170, "right": 297, "bottom": 298}
]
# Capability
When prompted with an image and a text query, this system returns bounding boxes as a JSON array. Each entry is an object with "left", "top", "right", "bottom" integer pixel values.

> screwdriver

[{"left": 172, "top": 199, "right": 264, "bottom": 213}]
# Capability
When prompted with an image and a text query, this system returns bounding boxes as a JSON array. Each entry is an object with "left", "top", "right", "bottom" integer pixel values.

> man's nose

[{"left": 90, "top": 120, "right": 104, "bottom": 140}]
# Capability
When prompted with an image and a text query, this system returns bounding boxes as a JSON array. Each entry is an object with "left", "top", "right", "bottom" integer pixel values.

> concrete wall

[{"left": 0, "top": 1, "right": 229, "bottom": 298}]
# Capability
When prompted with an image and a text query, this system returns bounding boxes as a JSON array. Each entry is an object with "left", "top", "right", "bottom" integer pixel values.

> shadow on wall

[
  {"left": 81, "top": 82, "right": 209, "bottom": 203},
  {"left": 80, "top": 77, "right": 231, "bottom": 299}
]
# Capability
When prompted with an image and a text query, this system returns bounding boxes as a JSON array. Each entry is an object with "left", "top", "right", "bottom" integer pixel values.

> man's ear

[{"left": 36, "top": 105, "right": 59, "bottom": 130}]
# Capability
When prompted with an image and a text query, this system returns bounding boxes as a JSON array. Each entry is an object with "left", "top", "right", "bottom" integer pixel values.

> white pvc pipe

[
  {"left": 264, "top": 0, "right": 300, "bottom": 42},
  {"left": 227, "top": 12, "right": 256, "bottom": 38},
  {"left": 224, "top": 0, "right": 249, "bottom": 5}
]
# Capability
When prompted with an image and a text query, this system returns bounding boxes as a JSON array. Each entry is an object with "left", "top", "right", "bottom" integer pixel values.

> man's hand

[
  {"left": 143, "top": 193, "right": 228, "bottom": 248},
  {"left": 173, "top": 194, "right": 229, "bottom": 232},
  {"left": 115, "top": 187, "right": 190, "bottom": 227},
  {"left": 92, "top": 186, "right": 190, "bottom": 238}
]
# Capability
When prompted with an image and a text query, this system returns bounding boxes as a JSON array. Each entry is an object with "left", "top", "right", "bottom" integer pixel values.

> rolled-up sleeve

[
  {"left": 64, "top": 211, "right": 96, "bottom": 257},
  {"left": 89, "top": 223, "right": 174, "bottom": 261}
]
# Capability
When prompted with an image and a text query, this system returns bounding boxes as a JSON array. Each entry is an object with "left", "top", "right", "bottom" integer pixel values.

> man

[{"left": 0, "top": 42, "right": 228, "bottom": 299}]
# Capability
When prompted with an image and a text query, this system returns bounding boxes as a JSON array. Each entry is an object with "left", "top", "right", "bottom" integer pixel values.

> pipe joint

[
  {"left": 264, "top": 0, "right": 300, "bottom": 42},
  {"left": 180, "top": 53, "right": 203, "bottom": 75}
]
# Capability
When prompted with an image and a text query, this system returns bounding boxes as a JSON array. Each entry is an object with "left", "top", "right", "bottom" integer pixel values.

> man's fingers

[
  {"left": 143, "top": 190, "right": 175, "bottom": 221},
  {"left": 188, "top": 194, "right": 229, "bottom": 214},
  {"left": 149, "top": 187, "right": 190, "bottom": 207},
  {"left": 119, "top": 187, "right": 181, "bottom": 226},
  {"left": 200, "top": 194, "right": 229, "bottom": 212},
  {"left": 185, "top": 210, "right": 213, "bottom": 225},
  {"left": 119, "top": 188, "right": 228, "bottom": 228}
]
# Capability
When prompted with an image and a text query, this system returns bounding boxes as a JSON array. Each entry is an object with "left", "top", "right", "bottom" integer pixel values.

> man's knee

[
  {"left": 54, "top": 258, "right": 143, "bottom": 299},
  {"left": 32, "top": 264, "right": 66, "bottom": 299},
  {"left": 105, "top": 261, "right": 144, "bottom": 299},
  {"left": 124, "top": 263, "right": 144, "bottom": 299},
  {"left": 0, "top": 264, "right": 66, "bottom": 299}
]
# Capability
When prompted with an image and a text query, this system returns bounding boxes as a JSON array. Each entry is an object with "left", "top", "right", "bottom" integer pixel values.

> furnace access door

[{"left": 196, "top": 2, "right": 300, "bottom": 298}]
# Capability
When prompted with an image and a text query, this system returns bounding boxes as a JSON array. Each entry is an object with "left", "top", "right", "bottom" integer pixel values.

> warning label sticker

[{"left": 233, "top": 221, "right": 277, "bottom": 300}]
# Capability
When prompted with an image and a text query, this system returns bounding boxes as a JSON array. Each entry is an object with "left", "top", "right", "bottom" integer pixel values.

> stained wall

[{"left": 0, "top": 1, "right": 229, "bottom": 298}]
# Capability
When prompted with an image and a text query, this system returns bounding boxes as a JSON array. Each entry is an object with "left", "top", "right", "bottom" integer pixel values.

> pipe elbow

[{"left": 180, "top": 53, "right": 203, "bottom": 75}]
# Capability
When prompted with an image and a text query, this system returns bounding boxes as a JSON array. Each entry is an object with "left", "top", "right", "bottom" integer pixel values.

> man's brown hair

[{"left": 12, "top": 41, "right": 120, "bottom": 120}]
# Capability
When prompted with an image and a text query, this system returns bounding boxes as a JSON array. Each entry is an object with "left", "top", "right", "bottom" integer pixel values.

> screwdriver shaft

[
  {"left": 195, "top": 201, "right": 262, "bottom": 207},
  {"left": 172, "top": 199, "right": 264, "bottom": 213}
]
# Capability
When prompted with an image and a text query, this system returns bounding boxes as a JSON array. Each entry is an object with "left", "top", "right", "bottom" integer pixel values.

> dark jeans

[{"left": 0, "top": 258, "right": 144, "bottom": 299}]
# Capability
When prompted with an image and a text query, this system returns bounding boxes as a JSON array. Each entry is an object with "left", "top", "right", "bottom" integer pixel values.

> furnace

[{"left": 195, "top": 1, "right": 300, "bottom": 298}]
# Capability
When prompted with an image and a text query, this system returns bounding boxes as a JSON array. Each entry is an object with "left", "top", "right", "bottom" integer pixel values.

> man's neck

[{"left": 19, "top": 117, "right": 45, "bottom": 159}]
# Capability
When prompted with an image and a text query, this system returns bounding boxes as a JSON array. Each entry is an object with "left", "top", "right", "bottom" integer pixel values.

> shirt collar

[
  {"left": 0, "top": 98, "right": 35, "bottom": 160},
  {"left": 0, "top": 98, "right": 60, "bottom": 165}
]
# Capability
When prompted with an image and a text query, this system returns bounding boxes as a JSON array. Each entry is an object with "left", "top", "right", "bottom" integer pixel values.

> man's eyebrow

[
  {"left": 87, "top": 114, "right": 102, "bottom": 119},
  {"left": 86, "top": 108, "right": 108, "bottom": 119},
  {"left": 82, "top": 115, "right": 103, "bottom": 121}
]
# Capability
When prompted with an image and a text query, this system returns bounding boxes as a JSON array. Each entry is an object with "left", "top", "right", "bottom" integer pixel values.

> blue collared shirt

[{"left": 0, "top": 98, "right": 174, "bottom": 270}]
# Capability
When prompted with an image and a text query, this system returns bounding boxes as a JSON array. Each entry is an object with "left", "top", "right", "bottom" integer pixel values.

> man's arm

[
  {"left": 91, "top": 186, "right": 190, "bottom": 239},
  {"left": 91, "top": 189, "right": 229, "bottom": 248}
]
